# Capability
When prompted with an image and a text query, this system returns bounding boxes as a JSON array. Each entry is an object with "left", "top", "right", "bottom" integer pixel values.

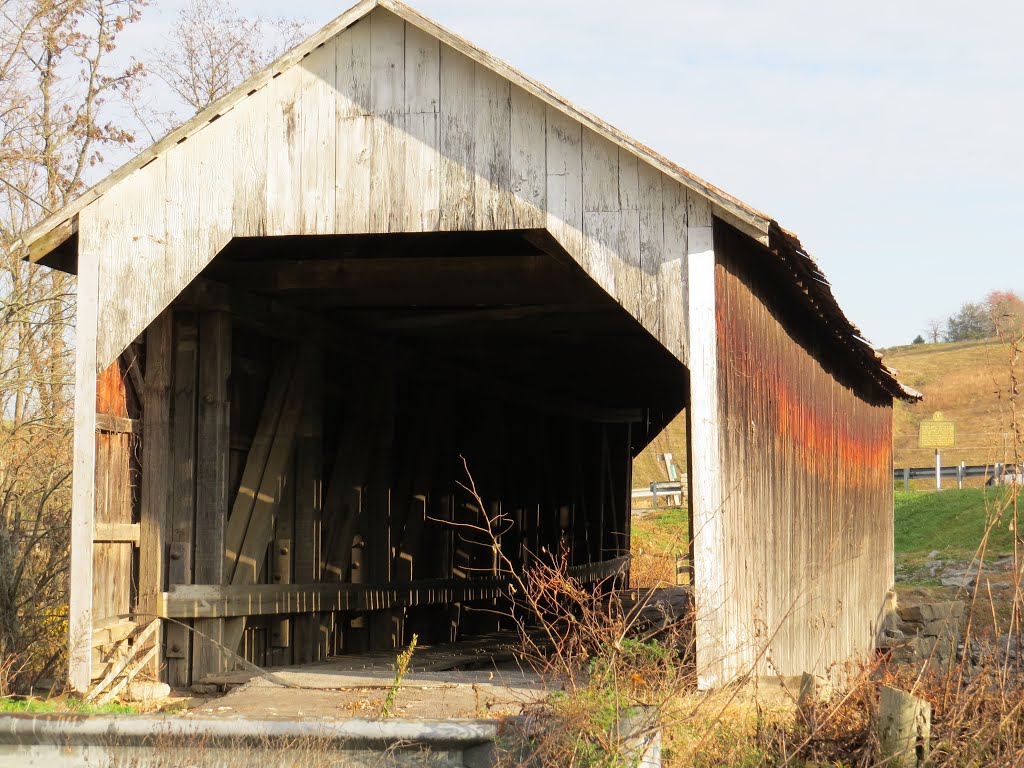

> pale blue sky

[{"left": 116, "top": 1, "right": 1023, "bottom": 349}]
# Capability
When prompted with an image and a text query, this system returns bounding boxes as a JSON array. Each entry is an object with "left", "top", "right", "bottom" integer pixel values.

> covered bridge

[{"left": 17, "top": 0, "right": 917, "bottom": 692}]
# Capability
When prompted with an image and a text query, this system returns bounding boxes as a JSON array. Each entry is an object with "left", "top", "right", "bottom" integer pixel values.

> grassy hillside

[
  {"left": 882, "top": 338, "right": 1021, "bottom": 469},
  {"left": 633, "top": 409, "right": 687, "bottom": 488}
]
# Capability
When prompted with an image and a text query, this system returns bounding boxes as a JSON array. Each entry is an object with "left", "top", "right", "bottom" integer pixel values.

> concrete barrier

[{"left": 0, "top": 713, "right": 500, "bottom": 767}]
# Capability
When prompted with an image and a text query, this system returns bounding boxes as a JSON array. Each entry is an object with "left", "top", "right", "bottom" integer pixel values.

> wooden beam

[
  {"left": 208, "top": 254, "right": 586, "bottom": 308},
  {"left": 192, "top": 308, "right": 232, "bottom": 681},
  {"left": 27, "top": 215, "right": 77, "bottom": 263},
  {"left": 86, "top": 619, "right": 159, "bottom": 699},
  {"left": 138, "top": 311, "right": 173, "bottom": 681},
  {"left": 159, "top": 579, "right": 510, "bottom": 619},
  {"left": 91, "top": 620, "right": 137, "bottom": 649},
  {"left": 223, "top": 351, "right": 295, "bottom": 579},
  {"left": 95, "top": 413, "right": 141, "bottom": 435},
  {"left": 93, "top": 523, "right": 140, "bottom": 545},
  {"left": 222, "top": 347, "right": 314, "bottom": 658},
  {"left": 166, "top": 315, "right": 199, "bottom": 687},
  {"left": 686, "top": 193, "right": 727, "bottom": 690},
  {"left": 292, "top": 362, "right": 323, "bottom": 664},
  {"left": 68, "top": 215, "right": 99, "bottom": 693}
]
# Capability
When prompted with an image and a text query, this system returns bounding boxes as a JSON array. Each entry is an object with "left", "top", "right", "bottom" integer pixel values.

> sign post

[{"left": 918, "top": 412, "right": 955, "bottom": 491}]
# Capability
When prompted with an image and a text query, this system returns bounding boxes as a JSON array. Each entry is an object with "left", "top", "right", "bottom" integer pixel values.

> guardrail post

[
  {"left": 903, "top": 467, "right": 910, "bottom": 493},
  {"left": 650, "top": 482, "right": 658, "bottom": 508},
  {"left": 957, "top": 462, "right": 964, "bottom": 490}
]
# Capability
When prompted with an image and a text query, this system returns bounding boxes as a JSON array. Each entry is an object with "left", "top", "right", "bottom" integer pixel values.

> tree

[
  {"left": 944, "top": 302, "right": 995, "bottom": 343},
  {"left": 0, "top": 0, "right": 147, "bottom": 689},
  {"left": 912, "top": 334, "right": 925, "bottom": 345},
  {"left": 985, "top": 290, "right": 1024, "bottom": 340},
  {"left": 924, "top": 318, "right": 944, "bottom": 343},
  {"left": 150, "top": 0, "right": 307, "bottom": 113}
]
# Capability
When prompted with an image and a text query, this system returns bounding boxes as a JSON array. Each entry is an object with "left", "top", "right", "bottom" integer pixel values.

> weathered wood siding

[
  {"left": 695, "top": 222, "right": 894, "bottom": 684},
  {"left": 77, "top": 7, "right": 690, "bottom": 372}
]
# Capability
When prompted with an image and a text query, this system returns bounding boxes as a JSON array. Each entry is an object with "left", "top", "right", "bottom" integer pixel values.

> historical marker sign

[{"left": 919, "top": 411, "right": 955, "bottom": 449}]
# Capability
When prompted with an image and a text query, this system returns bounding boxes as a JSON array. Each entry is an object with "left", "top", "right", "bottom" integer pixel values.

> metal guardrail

[
  {"left": 631, "top": 480, "right": 687, "bottom": 501},
  {"left": 894, "top": 462, "right": 1021, "bottom": 490}
]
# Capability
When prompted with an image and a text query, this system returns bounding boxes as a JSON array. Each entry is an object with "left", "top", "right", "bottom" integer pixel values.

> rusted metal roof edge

[{"left": 768, "top": 223, "right": 920, "bottom": 403}]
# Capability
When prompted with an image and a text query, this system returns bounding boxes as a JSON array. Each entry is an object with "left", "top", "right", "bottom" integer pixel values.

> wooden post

[
  {"left": 138, "top": 311, "right": 173, "bottom": 682},
  {"left": 293, "top": 360, "right": 323, "bottom": 664},
  {"left": 68, "top": 217, "right": 100, "bottom": 692},
  {"left": 167, "top": 314, "right": 199, "bottom": 687},
  {"left": 878, "top": 685, "right": 931, "bottom": 767},
  {"left": 686, "top": 196, "right": 728, "bottom": 689},
  {"left": 193, "top": 309, "right": 231, "bottom": 682}
]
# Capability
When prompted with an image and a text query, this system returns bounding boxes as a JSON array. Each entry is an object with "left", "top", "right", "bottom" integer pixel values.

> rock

[
  {"left": 941, "top": 574, "right": 975, "bottom": 588},
  {"left": 126, "top": 681, "right": 171, "bottom": 702},
  {"left": 897, "top": 604, "right": 927, "bottom": 622},
  {"left": 191, "top": 683, "right": 218, "bottom": 695},
  {"left": 928, "top": 550, "right": 941, "bottom": 560}
]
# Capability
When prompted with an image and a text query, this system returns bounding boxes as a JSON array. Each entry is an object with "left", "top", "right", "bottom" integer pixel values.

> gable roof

[{"left": 11, "top": 0, "right": 919, "bottom": 402}]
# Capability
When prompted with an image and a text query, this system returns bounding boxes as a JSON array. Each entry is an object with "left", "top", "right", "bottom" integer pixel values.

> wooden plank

[
  {"left": 545, "top": 107, "right": 584, "bottom": 264},
  {"left": 91, "top": 620, "right": 136, "bottom": 649},
  {"left": 661, "top": 177, "right": 689, "bottom": 365},
  {"left": 95, "top": 413, "right": 141, "bottom": 435},
  {"left": 368, "top": 9, "right": 406, "bottom": 233},
  {"left": 405, "top": 22, "right": 441, "bottom": 233},
  {"left": 222, "top": 349, "right": 314, "bottom": 656},
  {"left": 166, "top": 315, "right": 199, "bottom": 687},
  {"left": 320, "top": 376, "right": 380, "bottom": 583},
  {"left": 686, "top": 191, "right": 725, "bottom": 689},
  {"left": 232, "top": 87, "right": 268, "bottom": 237},
  {"left": 94, "top": 152, "right": 167, "bottom": 372},
  {"left": 27, "top": 215, "right": 76, "bottom": 263},
  {"left": 335, "top": 16, "right": 373, "bottom": 234},
  {"left": 94, "top": 523, "right": 140, "bottom": 545},
  {"left": 292, "top": 362, "right": 324, "bottom": 664},
  {"left": 164, "top": 119, "right": 233, "bottom": 339},
  {"left": 192, "top": 309, "right": 232, "bottom": 682},
  {"left": 68, "top": 210, "right": 101, "bottom": 692},
  {"left": 96, "top": 644, "right": 160, "bottom": 706},
  {"left": 473, "top": 64, "right": 513, "bottom": 230},
  {"left": 265, "top": 64, "right": 304, "bottom": 236},
  {"left": 86, "top": 619, "right": 160, "bottom": 700},
  {"left": 160, "top": 579, "right": 510, "bottom": 619},
  {"left": 509, "top": 85, "right": 546, "bottom": 228},
  {"left": 223, "top": 353, "right": 295, "bottom": 579},
  {"left": 300, "top": 41, "right": 337, "bottom": 235},
  {"left": 581, "top": 128, "right": 620, "bottom": 295},
  {"left": 438, "top": 44, "right": 476, "bottom": 230},
  {"left": 138, "top": 311, "right": 173, "bottom": 681},
  {"left": 93, "top": 362, "right": 133, "bottom": 626},
  {"left": 230, "top": 352, "right": 311, "bottom": 585},
  {"left": 636, "top": 159, "right": 664, "bottom": 337}
]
